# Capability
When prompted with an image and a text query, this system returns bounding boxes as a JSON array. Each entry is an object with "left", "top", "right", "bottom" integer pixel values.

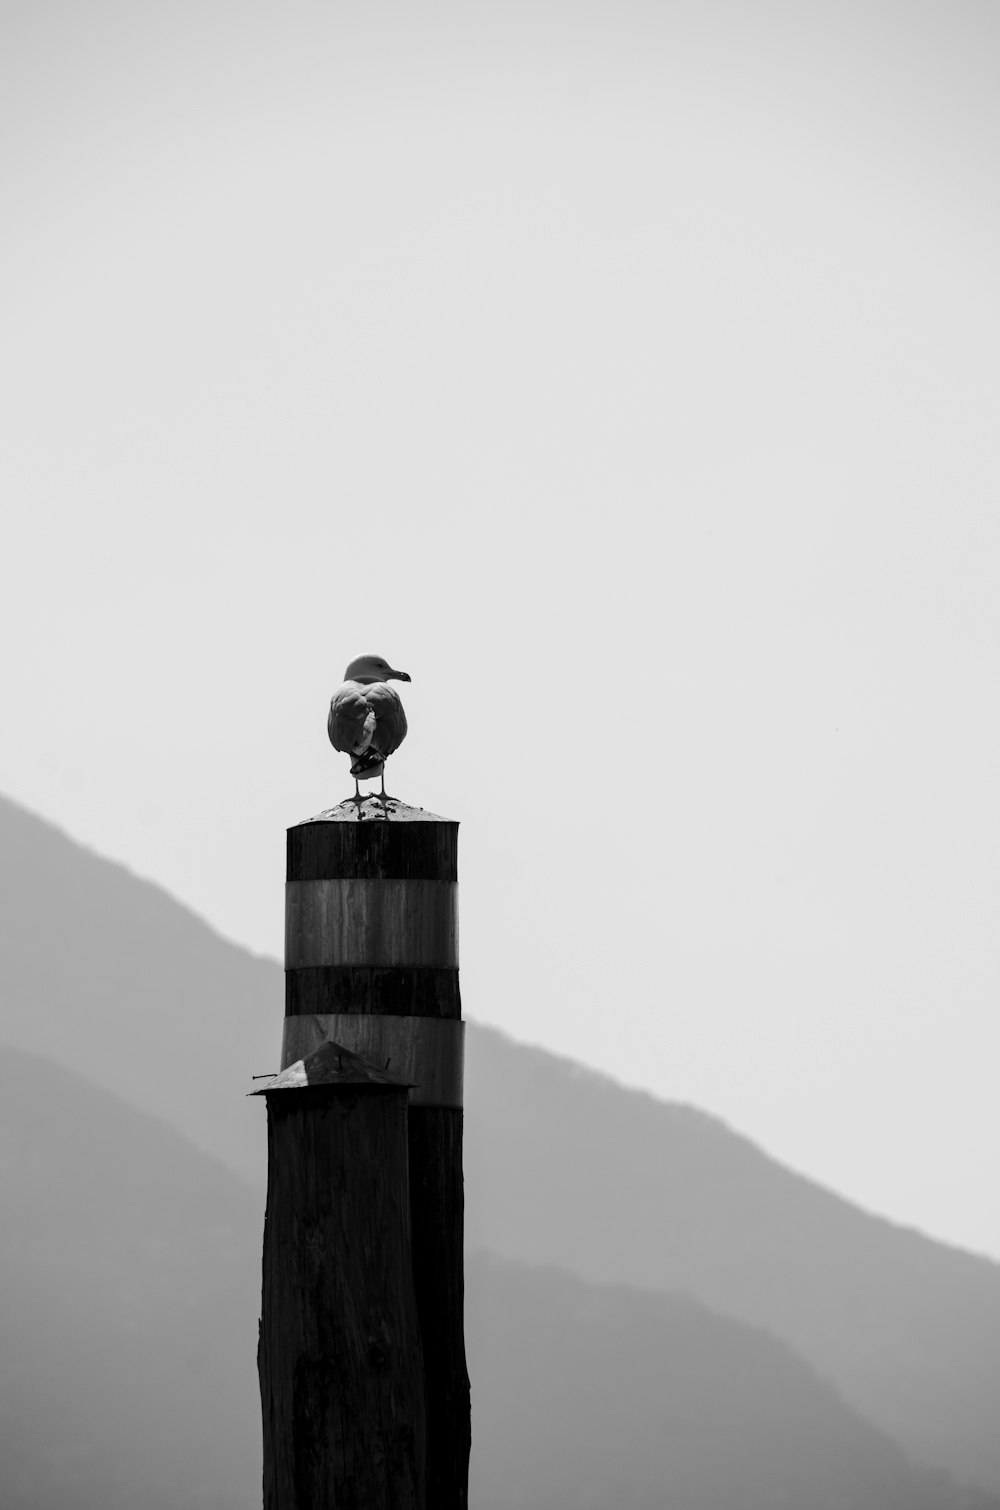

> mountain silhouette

[
  {"left": 1, "top": 1046, "right": 990, "bottom": 1510},
  {"left": 468, "top": 1249, "right": 997, "bottom": 1510},
  {"left": 2, "top": 792, "right": 999, "bottom": 1496},
  {"left": 464, "top": 1028, "right": 1000, "bottom": 1494},
  {"left": 0, "top": 1047, "right": 261, "bottom": 1510}
]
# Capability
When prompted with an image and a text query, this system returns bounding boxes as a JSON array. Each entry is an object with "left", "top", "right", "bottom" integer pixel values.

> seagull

[{"left": 328, "top": 654, "right": 411, "bottom": 801}]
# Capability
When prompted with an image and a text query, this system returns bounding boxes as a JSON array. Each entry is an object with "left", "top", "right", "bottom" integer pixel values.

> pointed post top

[
  {"left": 298, "top": 796, "right": 457, "bottom": 826},
  {"left": 250, "top": 1038, "right": 414, "bottom": 1095}
]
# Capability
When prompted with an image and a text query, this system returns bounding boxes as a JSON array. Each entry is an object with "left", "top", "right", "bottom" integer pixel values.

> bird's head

[{"left": 343, "top": 654, "right": 411, "bottom": 685}]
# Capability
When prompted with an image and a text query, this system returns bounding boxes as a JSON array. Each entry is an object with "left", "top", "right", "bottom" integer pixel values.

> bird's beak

[{"left": 388, "top": 669, "right": 411, "bottom": 682}]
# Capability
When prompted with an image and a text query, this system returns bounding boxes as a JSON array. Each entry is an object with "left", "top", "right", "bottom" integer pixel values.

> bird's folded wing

[
  {"left": 365, "top": 683, "right": 408, "bottom": 757},
  {"left": 328, "top": 687, "right": 375, "bottom": 754}
]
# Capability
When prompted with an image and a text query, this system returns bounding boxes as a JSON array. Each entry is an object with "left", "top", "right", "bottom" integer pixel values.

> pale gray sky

[{"left": 3, "top": 0, "right": 1000, "bottom": 1256}]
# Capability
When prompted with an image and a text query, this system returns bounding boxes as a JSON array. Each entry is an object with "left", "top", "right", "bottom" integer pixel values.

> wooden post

[
  {"left": 255, "top": 1041, "right": 426, "bottom": 1508},
  {"left": 280, "top": 797, "right": 471, "bottom": 1509}
]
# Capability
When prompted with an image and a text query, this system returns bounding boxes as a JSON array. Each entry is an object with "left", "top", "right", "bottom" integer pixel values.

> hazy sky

[{"left": 3, "top": 0, "right": 1000, "bottom": 1257}]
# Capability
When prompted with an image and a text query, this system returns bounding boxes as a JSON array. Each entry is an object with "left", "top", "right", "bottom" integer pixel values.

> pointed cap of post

[
  {"left": 299, "top": 797, "right": 456, "bottom": 824},
  {"left": 249, "top": 1038, "right": 414, "bottom": 1095}
]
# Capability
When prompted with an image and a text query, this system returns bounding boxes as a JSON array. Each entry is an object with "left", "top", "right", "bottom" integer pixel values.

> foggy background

[{"left": 3, "top": 0, "right": 999, "bottom": 1260}]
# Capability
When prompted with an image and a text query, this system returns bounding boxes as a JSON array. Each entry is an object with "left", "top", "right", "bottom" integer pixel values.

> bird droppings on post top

[{"left": 301, "top": 797, "right": 453, "bottom": 823}]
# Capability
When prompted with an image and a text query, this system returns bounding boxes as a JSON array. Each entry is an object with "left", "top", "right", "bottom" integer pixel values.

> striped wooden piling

[{"left": 283, "top": 798, "right": 471, "bottom": 1510}]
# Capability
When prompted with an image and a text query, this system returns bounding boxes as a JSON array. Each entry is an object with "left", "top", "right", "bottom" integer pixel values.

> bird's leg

[
  {"left": 354, "top": 777, "right": 362, "bottom": 804},
  {"left": 379, "top": 770, "right": 388, "bottom": 809}
]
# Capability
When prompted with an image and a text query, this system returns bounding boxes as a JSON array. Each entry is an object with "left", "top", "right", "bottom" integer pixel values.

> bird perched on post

[{"left": 328, "top": 654, "right": 411, "bottom": 800}]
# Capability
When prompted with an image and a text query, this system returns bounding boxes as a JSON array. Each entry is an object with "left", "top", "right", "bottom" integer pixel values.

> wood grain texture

[
  {"left": 258, "top": 1087, "right": 426, "bottom": 1510},
  {"left": 288, "top": 817, "right": 458, "bottom": 883},
  {"left": 408, "top": 1107, "right": 471, "bottom": 1510},
  {"left": 268, "top": 805, "right": 468, "bottom": 1507},
  {"left": 285, "top": 880, "right": 458, "bottom": 969},
  {"left": 285, "top": 966, "right": 461, "bottom": 1021}
]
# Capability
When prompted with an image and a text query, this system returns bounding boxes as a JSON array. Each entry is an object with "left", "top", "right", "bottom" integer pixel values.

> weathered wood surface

[
  {"left": 269, "top": 804, "right": 469, "bottom": 1509},
  {"left": 409, "top": 1107, "right": 471, "bottom": 1510},
  {"left": 285, "top": 880, "right": 458, "bottom": 969},
  {"left": 289, "top": 810, "right": 458, "bottom": 882},
  {"left": 286, "top": 965, "right": 461, "bottom": 1020},
  {"left": 258, "top": 1086, "right": 426, "bottom": 1510}
]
